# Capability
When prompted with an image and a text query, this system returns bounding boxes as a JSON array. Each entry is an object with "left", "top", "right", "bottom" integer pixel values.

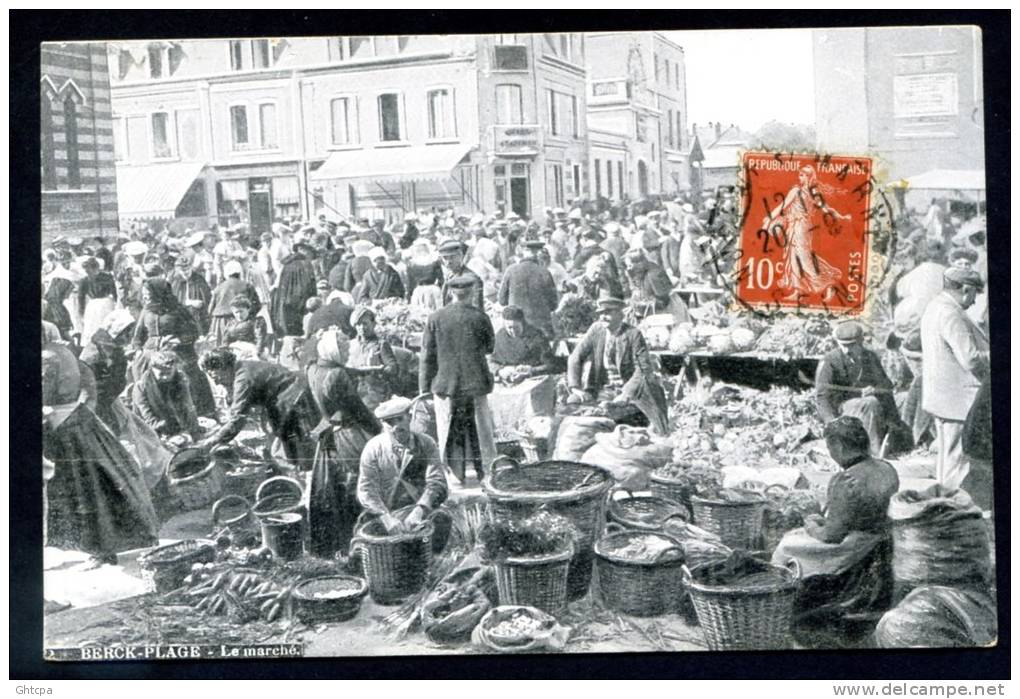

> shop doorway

[
  {"left": 510, "top": 177, "right": 529, "bottom": 218},
  {"left": 249, "top": 178, "right": 273, "bottom": 235},
  {"left": 637, "top": 160, "right": 649, "bottom": 197}
]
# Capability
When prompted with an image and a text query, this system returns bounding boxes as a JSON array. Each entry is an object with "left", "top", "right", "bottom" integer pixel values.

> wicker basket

[
  {"left": 683, "top": 560, "right": 801, "bottom": 650},
  {"left": 595, "top": 531, "right": 686, "bottom": 616},
  {"left": 166, "top": 448, "right": 225, "bottom": 510},
  {"left": 606, "top": 489, "right": 692, "bottom": 532},
  {"left": 483, "top": 456, "right": 613, "bottom": 601},
  {"left": 138, "top": 539, "right": 216, "bottom": 593},
  {"left": 649, "top": 472, "right": 692, "bottom": 510},
  {"left": 222, "top": 462, "right": 273, "bottom": 499},
  {"left": 211, "top": 495, "right": 257, "bottom": 538},
  {"left": 690, "top": 493, "right": 766, "bottom": 550},
  {"left": 494, "top": 546, "right": 572, "bottom": 615},
  {"left": 252, "top": 476, "right": 304, "bottom": 519},
  {"left": 352, "top": 518, "right": 434, "bottom": 605},
  {"left": 292, "top": 575, "right": 368, "bottom": 624}
]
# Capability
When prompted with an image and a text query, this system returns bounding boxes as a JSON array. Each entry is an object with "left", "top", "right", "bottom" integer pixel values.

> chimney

[{"left": 714, "top": 122, "right": 721, "bottom": 139}]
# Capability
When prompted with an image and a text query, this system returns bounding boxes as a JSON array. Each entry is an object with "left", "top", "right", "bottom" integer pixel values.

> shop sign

[{"left": 491, "top": 125, "right": 541, "bottom": 156}]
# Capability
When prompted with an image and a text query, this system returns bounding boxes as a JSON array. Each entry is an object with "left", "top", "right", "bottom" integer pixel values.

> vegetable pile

[
  {"left": 601, "top": 533, "right": 683, "bottom": 564},
  {"left": 551, "top": 294, "right": 597, "bottom": 338},
  {"left": 479, "top": 511, "right": 578, "bottom": 561}
]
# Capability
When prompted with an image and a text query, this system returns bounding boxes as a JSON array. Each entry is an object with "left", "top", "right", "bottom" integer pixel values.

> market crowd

[{"left": 41, "top": 190, "right": 992, "bottom": 646}]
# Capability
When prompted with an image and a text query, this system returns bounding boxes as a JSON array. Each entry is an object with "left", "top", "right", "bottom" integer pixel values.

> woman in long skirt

[
  {"left": 305, "top": 330, "right": 381, "bottom": 558},
  {"left": 43, "top": 342, "right": 159, "bottom": 566},
  {"left": 78, "top": 257, "right": 118, "bottom": 347}
]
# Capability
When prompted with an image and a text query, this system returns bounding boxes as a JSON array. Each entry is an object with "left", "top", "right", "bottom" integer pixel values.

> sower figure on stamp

[{"left": 815, "top": 320, "right": 913, "bottom": 457}]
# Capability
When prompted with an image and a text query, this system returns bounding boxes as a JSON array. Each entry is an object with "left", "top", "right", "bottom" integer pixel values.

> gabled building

[{"left": 688, "top": 121, "right": 755, "bottom": 192}]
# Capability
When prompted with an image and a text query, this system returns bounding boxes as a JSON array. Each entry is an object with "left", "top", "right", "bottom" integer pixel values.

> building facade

[
  {"left": 109, "top": 33, "right": 589, "bottom": 229},
  {"left": 813, "top": 26, "right": 985, "bottom": 185},
  {"left": 584, "top": 32, "right": 689, "bottom": 200},
  {"left": 41, "top": 42, "right": 120, "bottom": 242}
]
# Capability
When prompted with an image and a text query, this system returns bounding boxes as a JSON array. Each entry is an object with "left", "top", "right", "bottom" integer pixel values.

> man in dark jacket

[
  {"left": 355, "top": 247, "right": 405, "bottom": 304},
  {"left": 623, "top": 248, "right": 674, "bottom": 319},
  {"left": 498, "top": 238, "right": 558, "bottom": 338},
  {"left": 419, "top": 275, "right": 497, "bottom": 482},
  {"left": 170, "top": 254, "right": 213, "bottom": 333},
  {"left": 270, "top": 243, "right": 319, "bottom": 336},
  {"left": 566, "top": 295, "right": 670, "bottom": 434},
  {"left": 815, "top": 321, "right": 912, "bottom": 457},
  {"left": 197, "top": 348, "right": 318, "bottom": 467},
  {"left": 438, "top": 239, "right": 484, "bottom": 308}
]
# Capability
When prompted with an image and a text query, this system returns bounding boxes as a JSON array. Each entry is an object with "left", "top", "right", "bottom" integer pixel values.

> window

[
  {"left": 573, "top": 164, "right": 581, "bottom": 198},
  {"left": 635, "top": 113, "right": 647, "bottom": 143},
  {"left": 618, "top": 162, "right": 624, "bottom": 197},
  {"left": 547, "top": 90, "right": 576, "bottom": 137},
  {"left": 148, "top": 44, "right": 164, "bottom": 79},
  {"left": 594, "top": 158, "right": 601, "bottom": 196},
  {"left": 112, "top": 116, "right": 126, "bottom": 162},
  {"left": 230, "top": 41, "right": 244, "bottom": 70},
  {"left": 676, "top": 112, "right": 682, "bottom": 148},
  {"left": 330, "top": 97, "right": 356, "bottom": 145},
  {"left": 176, "top": 109, "right": 200, "bottom": 160},
  {"left": 667, "top": 109, "right": 674, "bottom": 147},
  {"left": 495, "top": 34, "right": 520, "bottom": 45},
  {"left": 64, "top": 96, "right": 81, "bottom": 189},
  {"left": 427, "top": 88, "right": 455, "bottom": 139},
  {"left": 151, "top": 112, "right": 173, "bottom": 158},
  {"left": 570, "top": 94, "right": 579, "bottom": 137},
  {"left": 230, "top": 105, "right": 249, "bottom": 148},
  {"left": 550, "top": 164, "right": 564, "bottom": 207},
  {"left": 547, "top": 89, "right": 558, "bottom": 135},
  {"left": 377, "top": 93, "right": 402, "bottom": 142},
  {"left": 675, "top": 66, "right": 680, "bottom": 91},
  {"left": 327, "top": 38, "right": 345, "bottom": 62},
  {"left": 41, "top": 97, "right": 56, "bottom": 189},
  {"left": 259, "top": 103, "right": 278, "bottom": 149},
  {"left": 606, "top": 159, "right": 613, "bottom": 199},
  {"left": 350, "top": 37, "right": 373, "bottom": 59},
  {"left": 253, "top": 40, "right": 271, "bottom": 68},
  {"left": 493, "top": 45, "right": 528, "bottom": 70},
  {"left": 495, "top": 84, "right": 523, "bottom": 124}
]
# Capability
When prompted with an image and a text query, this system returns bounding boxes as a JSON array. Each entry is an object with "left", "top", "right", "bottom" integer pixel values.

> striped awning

[
  {"left": 115, "top": 161, "right": 207, "bottom": 218},
  {"left": 310, "top": 143, "right": 475, "bottom": 185}
]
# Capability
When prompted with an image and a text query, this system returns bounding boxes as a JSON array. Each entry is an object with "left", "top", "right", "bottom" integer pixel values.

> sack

[
  {"left": 112, "top": 398, "right": 171, "bottom": 490},
  {"left": 580, "top": 425, "right": 673, "bottom": 490},
  {"left": 551, "top": 416, "right": 615, "bottom": 462},
  {"left": 888, "top": 486, "right": 991, "bottom": 588},
  {"left": 421, "top": 567, "right": 495, "bottom": 645},
  {"left": 471, "top": 605, "right": 570, "bottom": 653},
  {"left": 875, "top": 586, "right": 997, "bottom": 648}
]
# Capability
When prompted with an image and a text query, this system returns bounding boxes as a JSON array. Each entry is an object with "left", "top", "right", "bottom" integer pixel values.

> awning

[
  {"left": 116, "top": 161, "right": 206, "bottom": 218},
  {"left": 310, "top": 143, "right": 475, "bottom": 185},
  {"left": 891, "top": 169, "right": 985, "bottom": 191}
]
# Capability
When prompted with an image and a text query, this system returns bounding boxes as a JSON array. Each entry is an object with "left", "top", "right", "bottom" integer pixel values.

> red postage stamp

[{"left": 737, "top": 152, "right": 873, "bottom": 314}]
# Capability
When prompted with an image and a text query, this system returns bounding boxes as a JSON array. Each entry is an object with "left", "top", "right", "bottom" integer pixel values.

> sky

[{"left": 665, "top": 28, "right": 816, "bottom": 134}]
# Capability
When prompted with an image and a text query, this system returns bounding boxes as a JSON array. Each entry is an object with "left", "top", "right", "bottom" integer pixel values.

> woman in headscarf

[
  {"left": 208, "top": 259, "right": 262, "bottom": 347},
  {"left": 404, "top": 239, "right": 444, "bottom": 301},
  {"left": 347, "top": 306, "right": 401, "bottom": 411},
  {"left": 78, "top": 257, "right": 118, "bottom": 346},
  {"left": 43, "top": 276, "right": 77, "bottom": 344},
  {"left": 79, "top": 309, "right": 134, "bottom": 431},
  {"left": 170, "top": 254, "right": 213, "bottom": 334},
  {"left": 43, "top": 341, "right": 159, "bottom": 567},
  {"left": 132, "top": 277, "right": 217, "bottom": 417},
  {"left": 305, "top": 330, "right": 382, "bottom": 558},
  {"left": 354, "top": 247, "right": 405, "bottom": 305},
  {"left": 131, "top": 348, "right": 203, "bottom": 444},
  {"left": 271, "top": 242, "right": 319, "bottom": 337}
]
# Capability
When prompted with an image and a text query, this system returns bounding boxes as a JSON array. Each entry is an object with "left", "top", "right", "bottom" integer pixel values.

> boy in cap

[
  {"left": 437, "top": 239, "right": 484, "bottom": 309},
  {"left": 815, "top": 320, "right": 911, "bottom": 457}
]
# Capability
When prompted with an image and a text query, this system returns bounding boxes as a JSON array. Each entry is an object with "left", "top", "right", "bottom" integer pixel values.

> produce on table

[
  {"left": 752, "top": 315, "right": 837, "bottom": 359},
  {"left": 479, "top": 511, "right": 578, "bottom": 561},
  {"left": 371, "top": 299, "right": 430, "bottom": 346},
  {"left": 551, "top": 294, "right": 597, "bottom": 339}
]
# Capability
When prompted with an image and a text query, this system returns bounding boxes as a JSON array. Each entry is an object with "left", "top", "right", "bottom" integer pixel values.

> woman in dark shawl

[
  {"left": 78, "top": 309, "right": 133, "bottom": 431},
  {"left": 271, "top": 243, "right": 318, "bottom": 336},
  {"left": 132, "top": 277, "right": 217, "bottom": 417},
  {"left": 305, "top": 330, "right": 381, "bottom": 559},
  {"left": 772, "top": 416, "right": 900, "bottom": 648},
  {"left": 43, "top": 341, "right": 159, "bottom": 566},
  {"left": 43, "top": 277, "right": 77, "bottom": 344}
]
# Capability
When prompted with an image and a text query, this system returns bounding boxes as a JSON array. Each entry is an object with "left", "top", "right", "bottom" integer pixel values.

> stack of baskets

[
  {"left": 483, "top": 457, "right": 613, "bottom": 600},
  {"left": 594, "top": 530, "right": 686, "bottom": 616},
  {"left": 683, "top": 560, "right": 801, "bottom": 650},
  {"left": 138, "top": 539, "right": 216, "bottom": 593}
]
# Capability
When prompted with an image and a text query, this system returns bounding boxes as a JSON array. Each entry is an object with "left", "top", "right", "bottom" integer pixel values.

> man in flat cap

[
  {"left": 498, "top": 237, "right": 559, "bottom": 338},
  {"left": 815, "top": 320, "right": 911, "bottom": 457},
  {"left": 437, "top": 239, "right": 484, "bottom": 309},
  {"left": 920, "top": 267, "right": 990, "bottom": 499},
  {"left": 566, "top": 293, "right": 670, "bottom": 434},
  {"left": 356, "top": 396, "right": 449, "bottom": 540},
  {"left": 419, "top": 274, "right": 497, "bottom": 483}
]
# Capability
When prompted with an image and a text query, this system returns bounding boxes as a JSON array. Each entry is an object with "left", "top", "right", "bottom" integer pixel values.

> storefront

[
  {"left": 215, "top": 165, "right": 303, "bottom": 231},
  {"left": 487, "top": 124, "right": 543, "bottom": 219}
]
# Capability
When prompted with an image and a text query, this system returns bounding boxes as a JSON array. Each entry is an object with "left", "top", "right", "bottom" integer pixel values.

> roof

[
  {"left": 115, "top": 161, "right": 206, "bottom": 218},
  {"left": 690, "top": 123, "right": 755, "bottom": 150},
  {"left": 700, "top": 146, "right": 743, "bottom": 170},
  {"left": 310, "top": 143, "right": 475, "bottom": 184},
  {"left": 893, "top": 169, "right": 986, "bottom": 192}
]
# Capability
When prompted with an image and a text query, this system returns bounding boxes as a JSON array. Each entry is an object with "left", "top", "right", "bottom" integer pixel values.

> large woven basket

[
  {"left": 649, "top": 472, "right": 692, "bottom": 510},
  {"left": 606, "top": 489, "right": 691, "bottom": 532},
  {"left": 494, "top": 546, "right": 572, "bottom": 616},
  {"left": 683, "top": 560, "right": 801, "bottom": 650},
  {"left": 353, "top": 518, "right": 434, "bottom": 605},
  {"left": 483, "top": 457, "right": 613, "bottom": 601},
  {"left": 138, "top": 539, "right": 216, "bottom": 593},
  {"left": 690, "top": 493, "right": 766, "bottom": 550},
  {"left": 595, "top": 531, "right": 686, "bottom": 617},
  {"left": 166, "top": 448, "right": 225, "bottom": 510},
  {"left": 292, "top": 575, "right": 369, "bottom": 624}
]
